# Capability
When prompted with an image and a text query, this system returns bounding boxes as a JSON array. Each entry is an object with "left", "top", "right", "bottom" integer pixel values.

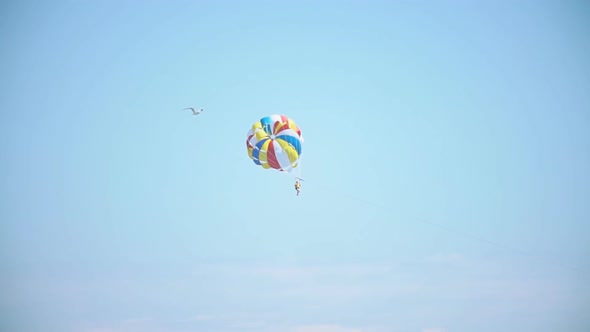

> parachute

[{"left": 246, "top": 114, "right": 304, "bottom": 174}]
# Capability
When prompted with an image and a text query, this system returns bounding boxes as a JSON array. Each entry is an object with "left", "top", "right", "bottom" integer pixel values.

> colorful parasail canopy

[{"left": 246, "top": 114, "right": 303, "bottom": 172}]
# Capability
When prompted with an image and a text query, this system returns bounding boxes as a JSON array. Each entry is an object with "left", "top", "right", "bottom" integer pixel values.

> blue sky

[{"left": 1, "top": 1, "right": 589, "bottom": 331}]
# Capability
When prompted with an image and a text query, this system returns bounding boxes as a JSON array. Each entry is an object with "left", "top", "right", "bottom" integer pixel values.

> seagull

[{"left": 184, "top": 107, "right": 204, "bottom": 115}]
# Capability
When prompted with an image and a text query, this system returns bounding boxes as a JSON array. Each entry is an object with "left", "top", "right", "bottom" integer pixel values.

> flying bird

[{"left": 184, "top": 107, "right": 204, "bottom": 115}]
